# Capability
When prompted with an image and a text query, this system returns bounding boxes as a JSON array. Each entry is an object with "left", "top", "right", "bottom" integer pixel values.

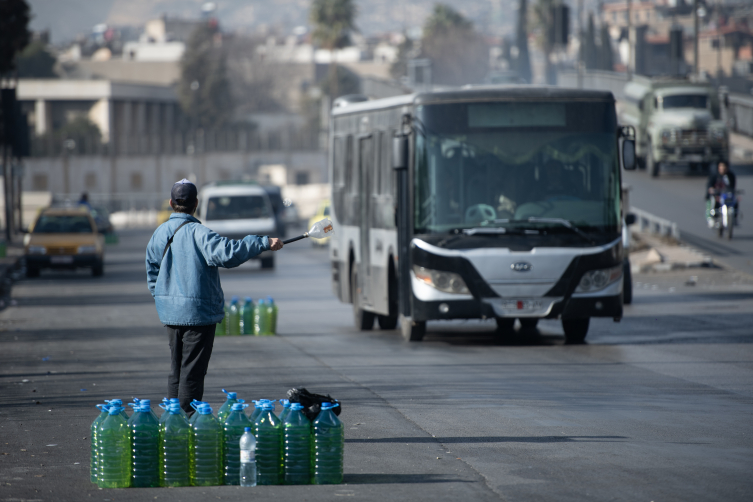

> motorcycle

[{"left": 707, "top": 189, "right": 743, "bottom": 240}]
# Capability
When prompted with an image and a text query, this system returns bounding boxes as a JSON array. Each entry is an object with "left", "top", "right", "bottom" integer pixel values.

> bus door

[{"left": 358, "top": 135, "right": 374, "bottom": 306}]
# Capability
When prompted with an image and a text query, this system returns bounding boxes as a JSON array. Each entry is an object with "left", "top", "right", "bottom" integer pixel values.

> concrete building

[{"left": 16, "top": 79, "right": 181, "bottom": 147}]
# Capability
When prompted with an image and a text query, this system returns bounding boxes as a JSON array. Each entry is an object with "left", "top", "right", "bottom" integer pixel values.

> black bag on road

[{"left": 286, "top": 387, "right": 341, "bottom": 421}]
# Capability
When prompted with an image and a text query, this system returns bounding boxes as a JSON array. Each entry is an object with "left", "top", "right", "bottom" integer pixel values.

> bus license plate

[
  {"left": 50, "top": 256, "right": 73, "bottom": 264},
  {"left": 499, "top": 299, "right": 543, "bottom": 311}
]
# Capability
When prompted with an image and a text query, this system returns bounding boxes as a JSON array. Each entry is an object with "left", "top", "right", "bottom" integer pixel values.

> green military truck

[{"left": 620, "top": 76, "right": 728, "bottom": 177}]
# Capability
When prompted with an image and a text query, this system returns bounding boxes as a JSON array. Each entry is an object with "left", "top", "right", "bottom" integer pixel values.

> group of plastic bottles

[
  {"left": 90, "top": 389, "right": 343, "bottom": 488},
  {"left": 216, "top": 296, "right": 278, "bottom": 336}
]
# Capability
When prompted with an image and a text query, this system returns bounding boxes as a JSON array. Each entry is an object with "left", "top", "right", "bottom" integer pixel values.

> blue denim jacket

[{"left": 146, "top": 213, "right": 269, "bottom": 326}]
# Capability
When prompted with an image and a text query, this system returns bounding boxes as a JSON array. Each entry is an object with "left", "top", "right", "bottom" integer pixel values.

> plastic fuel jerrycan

[
  {"left": 104, "top": 399, "right": 129, "bottom": 420},
  {"left": 218, "top": 389, "right": 242, "bottom": 423},
  {"left": 222, "top": 403, "right": 251, "bottom": 485},
  {"left": 190, "top": 404, "right": 222, "bottom": 486},
  {"left": 228, "top": 296, "right": 242, "bottom": 336},
  {"left": 240, "top": 297, "right": 254, "bottom": 335},
  {"left": 217, "top": 302, "right": 229, "bottom": 336},
  {"left": 254, "top": 402, "right": 283, "bottom": 485},
  {"left": 312, "top": 402, "right": 344, "bottom": 485},
  {"left": 130, "top": 405, "right": 160, "bottom": 487},
  {"left": 239, "top": 427, "right": 257, "bottom": 487},
  {"left": 160, "top": 403, "right": 191, "bottom": 487},
  {"left": 90, "top": 404, "right": 109, "bottom": 483},
  {"left": 283, "top": 403, "right": 312, "bottom": 485},
  {"left": 278, "top": 399, "right": 291, "bottom": 423},
  {"left": 189, "top": 400, "right": 208, "bottom": 425},
  {"left": 266, "top": 296, "right": 278, "bottom": 335},
  {"left": 97, "top": 406, "right": 131, "bottom": 488},
  {"left": 249, "top": 399, "right": 274, "bottom": 427},
  {"left": 253, "top": 299, "right": 267, "bottom": 335}
]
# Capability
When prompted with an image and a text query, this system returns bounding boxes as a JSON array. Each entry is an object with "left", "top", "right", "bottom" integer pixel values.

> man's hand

[{"left": 269, "top": 237, "right": 283, "bottom": 251}]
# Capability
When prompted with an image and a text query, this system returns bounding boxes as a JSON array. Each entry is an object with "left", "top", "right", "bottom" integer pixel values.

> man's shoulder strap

[{"left": 162, "top": 220, "right": 193, "bottom": 260}]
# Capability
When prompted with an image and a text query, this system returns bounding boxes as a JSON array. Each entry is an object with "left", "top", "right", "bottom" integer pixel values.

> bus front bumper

[{"left": 412, "top": 294, "right": 622, "bottom": 321}]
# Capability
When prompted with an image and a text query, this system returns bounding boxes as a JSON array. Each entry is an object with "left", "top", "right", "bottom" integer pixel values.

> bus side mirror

[
  {"left": 392, "top": 135, "right": 408, "bottom": 170},
  {"left": 625, "top": 213, "right": 636, "bottom": 226},
  {"left": 622, "top": 139, "right": 636, "bottom": 170}
]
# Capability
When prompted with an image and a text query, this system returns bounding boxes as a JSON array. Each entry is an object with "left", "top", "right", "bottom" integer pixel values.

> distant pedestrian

[
  {"left": 78, "top": 192, "right": 92, "bottom": 209},
  {"left": 145, "top": 179, "right": 283, "bottom": 414}
]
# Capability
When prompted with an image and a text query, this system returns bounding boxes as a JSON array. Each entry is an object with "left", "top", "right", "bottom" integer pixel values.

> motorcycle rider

[{"left": 706, "top": 161, "right": 737, "bottom": 222}]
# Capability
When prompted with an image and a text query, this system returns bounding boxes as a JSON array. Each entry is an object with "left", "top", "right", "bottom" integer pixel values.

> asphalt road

[
  {"left": 1, "top": 229, "right": 752, "bottom": 501},
  {"left": 623, "top": 163, "right": 753, "bottom": 275}
]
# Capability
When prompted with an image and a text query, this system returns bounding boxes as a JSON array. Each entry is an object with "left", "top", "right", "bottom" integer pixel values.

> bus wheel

[
  {"left": 401, "top": 317, "right": 425, "bottom": 341},
  {"left": 351, "top": 268, "right": 374, "bottom": 330},
  {"left": 562, "top": 318, "right": 589, "bottom": 344},
  {"left": 377, "top": 314, "right": 398, "bottom": 330}
]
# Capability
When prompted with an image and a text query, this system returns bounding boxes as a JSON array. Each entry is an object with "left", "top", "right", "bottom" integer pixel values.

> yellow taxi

[
  {"left": 308, "top": 199, "right": 331, "bottom": 247},
  {"left": 24, "top": 207, "right": 105, "bottom": 277},
  {"left": 156, "top": 199, "right": 172, "bottom": 226}
]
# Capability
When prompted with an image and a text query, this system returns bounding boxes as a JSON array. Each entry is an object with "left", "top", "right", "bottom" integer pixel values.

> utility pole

[
  {"left": 694, "top": 0, "right": 700, "bottom": 76},
  {"left": 626, "top": 0, "right": 632, "bottom": 79}
]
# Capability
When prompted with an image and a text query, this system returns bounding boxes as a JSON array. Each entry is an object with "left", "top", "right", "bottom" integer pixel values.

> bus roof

[{"left": 331, "top": 86, "right": 615, "bottom": 117}]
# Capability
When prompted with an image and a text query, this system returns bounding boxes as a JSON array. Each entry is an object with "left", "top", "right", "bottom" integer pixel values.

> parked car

[
  {"left": 262, "top": 185, "right": 287, "bottom": 237},
  {"left": 24, "top": 207, "right": 105, "bottom": 277},
  {"left": 196, "top": 182, "right": 278, "bottom": 268},
  {"left": 308, "top": 199, "right": 331, "bottom": 247}
]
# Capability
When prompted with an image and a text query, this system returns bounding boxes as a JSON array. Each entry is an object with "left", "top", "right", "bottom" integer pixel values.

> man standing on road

[{"left": 145, "top": 179, "right": 283, "bottom": 414}]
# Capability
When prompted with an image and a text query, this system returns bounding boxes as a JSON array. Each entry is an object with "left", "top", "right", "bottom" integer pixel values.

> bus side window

[
  {"left": 345, "top": 135, "right": 354, "bottom": 194},
  {"left": 374, "top": 131, "right": 383, "bottom": 196},
  {"left": 333, "top": 136, "right": 344, "bottom": 188}
]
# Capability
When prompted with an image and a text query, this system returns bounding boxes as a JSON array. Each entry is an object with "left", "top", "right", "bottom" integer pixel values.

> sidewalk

[{"left": 730, "top": 131, "right": 753, "bottom": 162}]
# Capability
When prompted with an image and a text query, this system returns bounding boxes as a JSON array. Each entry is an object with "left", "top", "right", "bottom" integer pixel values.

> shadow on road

[
  {"left": 346, "top": 436, "right": 628, "bottom": 444},
  {"left": 344, "top": 473, "right": 472, "bottom": 484}
]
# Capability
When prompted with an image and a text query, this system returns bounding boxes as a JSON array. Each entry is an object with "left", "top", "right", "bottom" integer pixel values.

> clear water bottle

[
  {"left": 241, "top": 297, "right": 254, "bottom": 335},
  {"left": 130, "top": 405, "right": 160, "bottom": 488},
  {"left": 217, "top": 302, "right": 228, "bottom": 336},
  {"left": 312, "top": 402, "right": 343, "bottom": 485},
  {"left": 223, "top": 403, "right": 251, "bottom": 485},
  {"left": 90, "top": 404, "right": 108, "bottom": 483},
  {"left": 228, "top": 296, "right": 241, "bottom": 335},
  {"left": 97, "top": 406, "right": 131, "bottom": 488},
  {"left": 190, "top": 404, "right": 222, "bottom": 486},
  {"left": 239, "top": 427, "right": 257, "bottom": 487},
  {"left": 217, "top": 389, "right": 239, "bottom": 423},
  {"left": 254, "top": 402, "right": 282, "bottom": 485},
  {"left": 283, "top": 403, "right": 312, "bottom": 485},
  {"left": 160, "top": 403, "right": 191, "bottom": 487}
]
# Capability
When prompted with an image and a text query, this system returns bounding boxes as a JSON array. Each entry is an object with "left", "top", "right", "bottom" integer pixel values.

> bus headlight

[
  {"left": 413, "top": 265, "right": 470, "bottom": 295},
  {"left": 661, "top": 129, "right": 676, "bottom": 145},
  {"left": 575, "top": 265, "right": 622, "bottom": 293}
]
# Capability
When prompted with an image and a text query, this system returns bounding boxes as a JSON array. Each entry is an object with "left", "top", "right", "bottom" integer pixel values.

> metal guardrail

[{"left": 630, "top": 207, "right": 681, "bottom": 240}]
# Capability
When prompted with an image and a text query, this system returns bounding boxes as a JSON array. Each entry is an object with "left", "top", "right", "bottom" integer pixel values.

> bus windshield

[{"left": 414, "top": 101, "right": 620, "bottom": 235}]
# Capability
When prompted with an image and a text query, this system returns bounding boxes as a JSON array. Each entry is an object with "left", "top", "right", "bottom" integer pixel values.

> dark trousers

[{"left": 166, "top": 324, "right": 216, "bottom": 415}]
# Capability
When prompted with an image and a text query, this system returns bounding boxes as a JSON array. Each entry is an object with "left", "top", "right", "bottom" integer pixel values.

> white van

[{"left": 196, "top": 182, "right": 278, "bottom": 269}]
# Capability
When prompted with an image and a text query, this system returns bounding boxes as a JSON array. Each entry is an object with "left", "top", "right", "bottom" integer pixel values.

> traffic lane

[
  {"left": 0, "top": 231, "right": 499, "bottom": 502},
  {"left": 623, "top": 165, "right": 753, "bottom": 275}
]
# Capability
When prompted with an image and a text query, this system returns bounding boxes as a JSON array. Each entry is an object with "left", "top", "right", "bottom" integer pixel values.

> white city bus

[{"left": 327, "top": 87, "right": 636, "bottom": 342}]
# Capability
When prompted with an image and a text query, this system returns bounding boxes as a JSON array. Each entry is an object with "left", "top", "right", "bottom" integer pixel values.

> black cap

[{"left": 171, "top": 179, "right": 197, "bottom": 205}]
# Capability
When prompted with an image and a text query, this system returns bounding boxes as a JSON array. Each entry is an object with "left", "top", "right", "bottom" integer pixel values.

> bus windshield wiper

[{"left": 523, "top": 217, "right": 595, "bottom": 244}]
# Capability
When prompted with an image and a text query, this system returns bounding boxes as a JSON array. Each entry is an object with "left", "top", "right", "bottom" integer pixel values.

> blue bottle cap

[
  {"left": 266, "top": 295, "right": 274, "bottom": 303},
  {"left": 289, "top": 403, "right": 304, "bottom": 411},
  {"left": 253, "top": 399, "right": 271, "bottom": 407},
  {"left": 140, "top": 399, "right": 151, "bottom": 407},
  {"left": 231, "top": 403, "right": 248, "bottom": 411},
  {"left": 169, "top": 398, "right": 180, "bottom": 404},
  {"left": 320, "top": 402, "right": 340, "bottom": 410},
  {"left": 222, "top": 389, "right": 237, "bottom": 400},
  {"left": 108, "top": 406, "right": 124, "bottom": 415},
  {"left": 190, "top": 400, "right": 205, "bottom": 410},
  {"left": 106, "top": 399, "right": 123, "bottom": 406},
  {"left": 262, "top": 402, "right": 275, "bottom": 411},
  {"left": 231, "top": 296, "right": 239, "bottom": 303},
  {"left": 244, "top": 427, "right": 251, "bottom": 432},
  {"left": 245, "top": 297, "right": 252, "bottom": 303},
  {"left": 198, "top": 404, "right": 213, "bottom": 415},
  {"left": 280, "top": 399, "right": 290, "bottom": 408},
  {"left": 168, "top": 404, "right": 182, "bottom": 413},
  {"left": 257, "top": 299, "right": 265, "bottom": 305},
  {"left": 137, "top": 405, "right": 151, "bottom": 413}
]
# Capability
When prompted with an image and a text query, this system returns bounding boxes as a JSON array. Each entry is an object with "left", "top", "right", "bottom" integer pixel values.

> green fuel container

[
  {"left": 190, "top": 404, "right": 222, "bottom": 486},
  {"left": 159, "top": 404, "right": 191, "bottom": 487},
  {"left": 90, "top": 404, "right": 108, "bottom": 483},
  {"left": 254, "top": 402, "right": 283, "bottom": 485},
  {"left": 312, "top": 402, "right": 343, "bottom": 485},
  {"left": 283, "top": 403, "right": 312, "bottom": 485},
  {"left": 130, "top": 405, "right": 160, "bottom": 487},
  {"left": 97, "top": 406, "right": 131, "bottom": 488}
]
